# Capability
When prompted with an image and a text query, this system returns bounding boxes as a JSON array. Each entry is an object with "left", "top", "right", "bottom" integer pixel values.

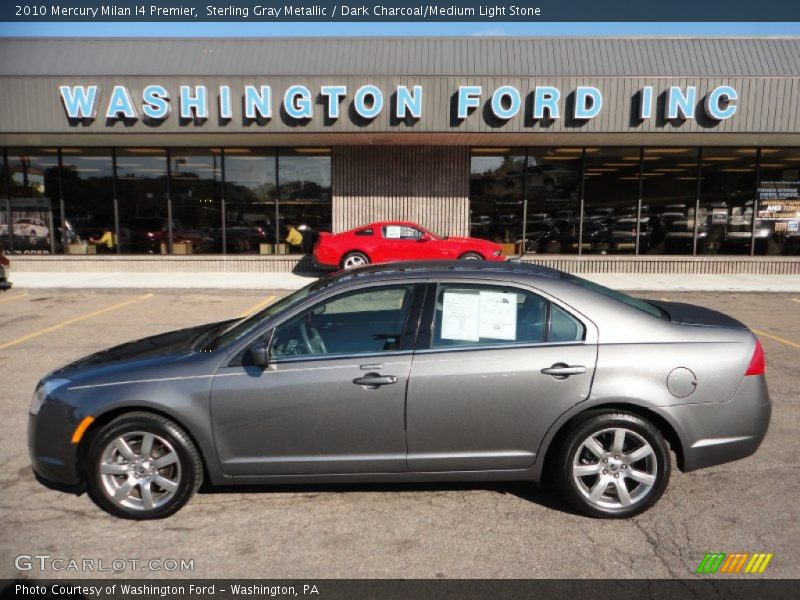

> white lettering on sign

[{"left": 56, "top": 84, "right": 740, "bottom": 128}]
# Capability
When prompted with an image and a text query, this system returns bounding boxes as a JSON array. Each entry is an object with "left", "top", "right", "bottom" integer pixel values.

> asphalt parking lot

[{"left": 1, "top": 288, "right": 798, "bottom": 579}]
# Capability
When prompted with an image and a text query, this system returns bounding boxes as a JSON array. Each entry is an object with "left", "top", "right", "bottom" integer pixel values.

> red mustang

[{"left": 313, "top": 221, "right": 506, "bottom": 269}]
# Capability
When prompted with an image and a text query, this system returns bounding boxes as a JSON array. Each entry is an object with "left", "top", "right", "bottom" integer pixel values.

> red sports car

[{"left": 313, "top": 221, "right": 506, "bottom": 269}]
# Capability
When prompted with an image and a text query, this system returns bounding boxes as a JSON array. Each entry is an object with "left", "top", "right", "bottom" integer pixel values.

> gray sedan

[{"left": 28, "top": 261, "right": 770, "bottom": 519}]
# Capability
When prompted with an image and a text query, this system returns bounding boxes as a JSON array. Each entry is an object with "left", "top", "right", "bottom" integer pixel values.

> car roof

[
  {"left": 316, "top": 260, "right": 564, "bottom": 288},
  {"left": 350, "top": 220, "right": 421, "bottom": 230}
]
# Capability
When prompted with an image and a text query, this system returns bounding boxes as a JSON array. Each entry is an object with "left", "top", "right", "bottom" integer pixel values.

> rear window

[
  {"left": 562, "top": 274, "right": 667, "bottom": 320},
  {"left": 354, "top": 228, "right": 373, "bottom": 237}
]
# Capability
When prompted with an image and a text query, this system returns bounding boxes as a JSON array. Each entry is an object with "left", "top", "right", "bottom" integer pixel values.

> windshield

[
  {"left": 562, "top": 273, "right": 668, "bottom": 320},
  {"left": 204, "top": 282, "right": 319, "bottom": 350}
]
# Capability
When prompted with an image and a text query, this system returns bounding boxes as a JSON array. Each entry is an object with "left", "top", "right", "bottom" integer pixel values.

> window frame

[
  {"left": 381, "top": 224, "right": 424, "bottom": 240},
  {"left": 417, "top": 280, "right": 588, "bottom": 354},
  {"left": 230, "top": 281, "right": 427, "bottom": 366}
]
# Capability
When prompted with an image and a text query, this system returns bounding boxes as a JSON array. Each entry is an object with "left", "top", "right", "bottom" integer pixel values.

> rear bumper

[
  {"left": 655, "top": 375, "right": 771, "bottom": 472},
  {"left": 312, "top": 257, "right": 338, "bottom": 271}
]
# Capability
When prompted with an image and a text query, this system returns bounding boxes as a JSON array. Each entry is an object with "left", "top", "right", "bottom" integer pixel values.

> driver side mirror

[
  {"left": 419, "top": 233, "right": 432, "bottom": 242},
  {"left": 247, "top": 340, "right": 271, "bottom": 368}
]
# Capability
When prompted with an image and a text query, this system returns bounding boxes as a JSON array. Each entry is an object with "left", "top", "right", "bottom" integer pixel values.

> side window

[
  {"left": 271, "top": 284, "right": 415, "bottom": 359},
  {"left": 432, "top": 284, "right": 548, "bottom": 348},
  {"left": 431, "top": 284, "right": 586, "bottom": 348},
  {"left": 549, "top": 304, "right": 585, "bottom": 342},
  {"left": 383, "top": 225, "right": 421, "bottom": 240}
]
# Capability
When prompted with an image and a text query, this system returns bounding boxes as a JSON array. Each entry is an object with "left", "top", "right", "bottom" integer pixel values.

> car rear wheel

[
  {"left": 459, "top": 252, "right": 484, "bottom": 260},
  {"left": 341, "top": 251, "right": 369, "bottom": 269},
  {"left": 85, "top": 412, "right": 203, "bottom": 519},
  {"left": 555, "top": 411, "right": 670, "bottom": 518}
]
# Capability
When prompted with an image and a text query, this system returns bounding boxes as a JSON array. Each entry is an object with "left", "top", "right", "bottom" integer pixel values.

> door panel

[
  {"left": 210, "top": 355, "right": 411, "bottom": 476},
  {"left": 406, "top": 345, "right": 596, "bottom": 471},
  {"left": 209, "top": 282, "right": 421, "bottom": 477},
  {"left": 406, "top": 281, "right": 597, "bottom": 472}
]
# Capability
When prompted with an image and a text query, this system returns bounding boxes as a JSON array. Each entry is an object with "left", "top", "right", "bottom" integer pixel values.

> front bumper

[
  {"left": 655, "top": 374, "right": 771, "bottom": 472},
  {"left": 28, "top": 401, "right": 84, "bottom": 490}
]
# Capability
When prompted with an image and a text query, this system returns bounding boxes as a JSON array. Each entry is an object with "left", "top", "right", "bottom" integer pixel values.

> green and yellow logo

[{"left": 696, "top": 552, "right": 774, "bottom": 574}]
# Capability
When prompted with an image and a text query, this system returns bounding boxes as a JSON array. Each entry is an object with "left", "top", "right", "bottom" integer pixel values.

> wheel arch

[
  {"left": 77, "top": 405, "right": 212, "bottom": 487},
  {"left": 537, "top": 402, "right": 686, "bottom": 485}
]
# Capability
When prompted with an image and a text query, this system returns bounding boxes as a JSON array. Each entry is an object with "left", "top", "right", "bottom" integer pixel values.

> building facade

[{"left": 2, "top": 38, "right": 800, "bottom": 270}]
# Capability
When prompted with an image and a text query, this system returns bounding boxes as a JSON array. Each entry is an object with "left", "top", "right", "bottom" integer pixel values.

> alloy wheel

[
  {"left": 98, "top": 431, "right": 182, "bottom": 511},
  {"left": 343, "top": 253, "right": 367, "bottom": 269},
  {"left": 571, "top": 427, "right": 657, "bottom": 510}
]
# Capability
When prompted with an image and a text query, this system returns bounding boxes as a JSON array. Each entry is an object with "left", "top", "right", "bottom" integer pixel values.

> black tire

[
  {"left": 85, "top": 412, "right": 203, "bottom": 520},
  {"left": 459, "top": 251, "right": 484, "bottom": 260},
  {"left": 555, "top": 410, "right": 671, "bottom": 518},
  {"left": 341, "top": 251, "right": 370, "bottom": 270}
]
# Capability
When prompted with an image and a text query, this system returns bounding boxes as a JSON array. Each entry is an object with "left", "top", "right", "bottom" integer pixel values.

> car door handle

[
  {"left": 353, "top": 374, "right": 398, "bottom": 388},
  {"left": 541, "top": 364, "right": 586, "bottom": 379}
]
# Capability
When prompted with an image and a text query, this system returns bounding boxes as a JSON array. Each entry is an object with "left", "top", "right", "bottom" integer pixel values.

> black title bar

[
  {"left": 5, "top": 579, "right": 800, "bottom": 600},
  {"left": 3, "top": 1, "right": 800, "bottom": 22}
]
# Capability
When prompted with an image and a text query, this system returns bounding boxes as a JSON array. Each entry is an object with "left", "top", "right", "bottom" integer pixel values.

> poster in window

[
  {"left": 478, "top": 291, "right": 518, "bottom": 340},
  {"left": 384, "top": 225, "right": 402, "bottom": 239},
  {"left": 441, "top": 292, "right": 480, "bottom": 341}
]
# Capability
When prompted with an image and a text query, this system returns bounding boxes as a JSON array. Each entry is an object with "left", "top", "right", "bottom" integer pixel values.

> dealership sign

[{"left": 59, "top": 83, "right": 738, "bottom": 125}]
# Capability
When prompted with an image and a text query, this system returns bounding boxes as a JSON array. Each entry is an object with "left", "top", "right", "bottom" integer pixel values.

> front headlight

[
  {"left": 493, "top": 250, "right": 502, "bottom": 256},
  {"left": 30, "top": 378, "right": 70, "bottom": 415}
]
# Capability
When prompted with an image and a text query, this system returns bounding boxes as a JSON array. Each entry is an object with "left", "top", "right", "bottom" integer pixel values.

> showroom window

[
  {"left": 60, "top": 148, "right": 115, "bottom": 255},
  {"left": 640, "top": 148, "right": 700, "bottom": 255},
  {"left": 3, "top": 146, "right": 333, "bottom": 256},
  {"left": 524, "top": 148, "right": 582, "bottom": 254},
  {"left": 699, "top": 148, "right": 758, "bottom": 256},
  {"left": 224, "top": 149, "right": 277, "bottom": 254},
  {"left": 3, "top": 149, "right": 61, "bottom": 254},
  {"left": 170, "top": 149, "right": 222, "bottom": 254},
  {"left": 278, "top": 149, "right": 332, "bottom": 254},
  {"left": 116, "top": 149, "right": 169, "bottom": 255},
  {"left": 469, "top": 150, "right": 526, "bottom": 244},
  {"left": 224, "top": 149, "right": 332, "bottom": 255},
  {"left": 582, "top": 148, "right": 642, "bottom": 255},
  {"left": 755, "top": 149, "right": 800, "bottom": 256}
]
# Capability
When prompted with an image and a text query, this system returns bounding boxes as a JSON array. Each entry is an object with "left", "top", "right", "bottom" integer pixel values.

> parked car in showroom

[
  {"left": 29, "top": 261, "right": 769, "bottom": 519},
  {"left": 11, "top": 217, "right": 50, "bottom": 247},
  {"left": 313, "top": 221, "right": 505, "bottom": 269},
  {"left": 611, "top": 217, "right": 653, "bottom": 253},
  {"left": 121, "top": 218, "right": 210, "bottom": 254}
]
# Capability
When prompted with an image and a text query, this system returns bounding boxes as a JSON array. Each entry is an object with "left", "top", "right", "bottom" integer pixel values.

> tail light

[{"left": 745, "top": 339, "right": 765, "bottom": 376}]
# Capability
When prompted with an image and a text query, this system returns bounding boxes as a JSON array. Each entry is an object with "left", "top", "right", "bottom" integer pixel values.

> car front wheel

[
  {"left": 85, "top": 412, "right": 203, "bottom": 519},
  {"left": 341, "top": 251, "right": 369, "bottom": 269},
  {"left": 459, "top": 252, "right": 484, "bottom": 260},
  {"left": 555, "top": 411, "right": 670, "bottom": 518}
]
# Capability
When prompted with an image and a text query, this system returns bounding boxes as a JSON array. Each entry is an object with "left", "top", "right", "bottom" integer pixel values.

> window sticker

[
  {"left": 385, "top": 225, "right": 402, "bottom": 239},
  {"left": 441, "top": 292, "right": 480, "bottom": 341},
  {"left": 478, "top": 291, "right": 518, "bottom": 340}
]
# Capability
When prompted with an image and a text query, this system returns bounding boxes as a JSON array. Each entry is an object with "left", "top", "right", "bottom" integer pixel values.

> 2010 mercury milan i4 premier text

[{"left": 29, "top": 262, "right": 770, "bottom": 519}]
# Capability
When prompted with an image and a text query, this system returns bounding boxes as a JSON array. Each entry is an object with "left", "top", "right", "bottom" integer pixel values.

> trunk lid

[{"left": 647, "top": 300, "right": 748, "bottom": 329}]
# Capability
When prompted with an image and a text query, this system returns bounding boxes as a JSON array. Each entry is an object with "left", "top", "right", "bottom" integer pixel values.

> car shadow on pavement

[{"left": 198, "top": 480, "right": 580, "bottom": 516}]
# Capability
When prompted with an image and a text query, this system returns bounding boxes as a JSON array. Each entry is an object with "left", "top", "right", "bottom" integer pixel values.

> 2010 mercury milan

[{"left": 29, "top": 261, "right": 770, "bottom": 519}]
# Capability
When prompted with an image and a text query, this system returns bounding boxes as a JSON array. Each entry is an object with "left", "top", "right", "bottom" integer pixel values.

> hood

[
  {"left": 51, "top": 320, "right": 231, "bottom": 377},
  {"left": 647, "top": 301, "right": 747, "bottom": 329}
]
